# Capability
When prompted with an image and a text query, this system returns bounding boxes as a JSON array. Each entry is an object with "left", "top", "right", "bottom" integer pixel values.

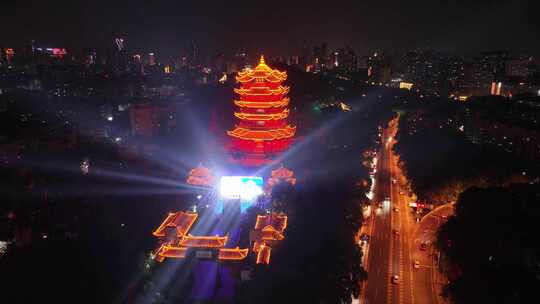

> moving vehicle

[
  {"left": 420, "top": 242, "right": 428, "bottom": 251},
  {"left": 393, "top": 207, "right": 400, "bottom": 212},
  {"left": 393, "top": 229, "right": 400, "bottom": 235},
  {"left": 391, "top": 275, "right": 399, "bottom": 284},
  {"left": 413, "top": 260, "right": 420, "bottom": 269}
]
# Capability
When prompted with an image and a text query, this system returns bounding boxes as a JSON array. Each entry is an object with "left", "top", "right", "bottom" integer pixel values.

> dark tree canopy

[{"left": 437, "top": 184, "right": 540, "bottom": 304}]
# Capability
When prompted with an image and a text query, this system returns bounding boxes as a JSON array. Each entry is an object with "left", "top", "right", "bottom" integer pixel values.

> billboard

[{"left": 220, "top": 176, "right": 263, "bottom": 200}]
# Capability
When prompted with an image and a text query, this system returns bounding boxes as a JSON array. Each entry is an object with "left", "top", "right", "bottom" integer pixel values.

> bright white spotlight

[{"left": 220, "top": 176, "right": 263, "bottom": 201}]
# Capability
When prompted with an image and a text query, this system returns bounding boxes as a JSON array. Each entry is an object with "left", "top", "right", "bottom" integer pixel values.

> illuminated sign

[
  {"left": 52, "top": 48, "right": 67, "bottom": 56},
  {"left": 220, "top": 176, "right": 263, "bottom": 200},
  {"left": 399, "top": 82, "right": 414, "bottom": 90}
]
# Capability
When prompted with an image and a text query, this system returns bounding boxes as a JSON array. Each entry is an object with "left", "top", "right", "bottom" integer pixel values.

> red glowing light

[{"left": 227, "top": 56, "right": 296, "bottom": 166}]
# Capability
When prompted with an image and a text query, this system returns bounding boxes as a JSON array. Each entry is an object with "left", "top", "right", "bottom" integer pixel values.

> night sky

[{"left": 2, "top": 0, "right": 540, "bottom": 57}]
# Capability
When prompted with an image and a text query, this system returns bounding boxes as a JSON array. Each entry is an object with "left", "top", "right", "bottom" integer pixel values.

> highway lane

[
  {"left": 363, "top": 117, "right": 430, "bottom": 304},
  {"left": 388, "top": 139, "right": 414, "bottom": 304},
  {"left": 411, "top": 204, "right": 454, "bottom": 304},
  {"left": 363, "top": 127, "right": 393, "bottom": 304}
]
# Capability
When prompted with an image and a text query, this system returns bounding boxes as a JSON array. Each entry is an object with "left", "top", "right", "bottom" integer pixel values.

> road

[
  {"left": 410, "top": 203, "right": 454, "bottom": 304},
  {"left": 362, "top": 118, "right": 452, "bottom": 304}
]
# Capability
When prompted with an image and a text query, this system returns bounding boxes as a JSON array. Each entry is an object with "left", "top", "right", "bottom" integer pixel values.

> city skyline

[{"left": 2, "top": 1, "right": 540, "bottom": 57}]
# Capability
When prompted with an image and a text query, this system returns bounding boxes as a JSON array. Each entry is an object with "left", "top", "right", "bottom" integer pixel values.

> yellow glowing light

[
  {"left": 399, "top": 82, "right": 413, "bottom": 90},
  {"left": 156, "top": 244, "right": 188, "bottom": 259},
  {"left": 219, "top": 73, "right": 227, "bottom": 84},
  {"left": 152, "top": 211, "right": 198, "bottom": 238},
  {"left": 178, "top": 235, "right": 228, "bottom": 248},
  {"left": 251, "top": 212, "right": 289, "bottom": 265},
  {"left": 256, "top": 244, "right": 272, "bottom": 264},
  {"left": 261, "top": 225, "right": 285, "bottom": 241},
  {"left": 234, "top": 86, "right": 289, "bottom": 96},
  {"left": 227, "top": 125, "right": 296, "bottom": 141},
  {"left": 236, "top": 55, "right": 287, "bottom": 83},
  {"left": 218, "top": 247, "right": 249, "bottom": 260},
  {"left": 267, "top": 165, "right": 297, "bottom": 190},
  {"left": 234, "top": 97, "right": 290, "bottom": 109},
  {"left": 234, "top": 109, "right": 289, "bottom": 121}
]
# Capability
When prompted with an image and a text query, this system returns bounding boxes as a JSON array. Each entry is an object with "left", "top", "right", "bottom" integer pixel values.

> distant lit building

[
  {"left": 131, "top": 54, "right": 144, "bottom": 74},
  {"left": 505, "top": 57, "right": 530, "bottom": 78},
  {"left": 402, "top": 49, "right": 446, "bottom": 93},
  {"left": 5, "top": 48, "right": 15, "bottom": 65},
  {"left": 35, "top": 47, "right": 67, "bottom": 59},
  {"left": 369, "top": 51, "right": 392, "bottom": 84},
  {"left": 148, "top": 52, "right": 156, "bottom": 66},
  {"left": 129, "top": 103, "right": 176, "bottom": 137},
  {"left": 332, "top": 47, "right": 358, "bottom": 73},
  {"left": 83, "top": 48, "right": 98, "bottom": 66},
  {"left": 490, "top": 81, "right": 502, "bottom": 96},
  {"left": 111, "top": 38, "right": 128, "bottom": 73}
]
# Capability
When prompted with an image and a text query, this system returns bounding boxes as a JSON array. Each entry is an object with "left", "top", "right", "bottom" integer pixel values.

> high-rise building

[
  {"left": 5, "top": 48, "right": 15, "bottom": 65},
  {"left": 129, "top": 103, "right": 176, "bottom": 137},
  {"left": 83, "top": 48, "right": 98, "bottom": 65},
  {"left": 506, "top": 57, "right": 529, "bottom": 78},
  {"left": 312, "top": 42, "right": 329, "bottom": 71},
  {"left": 112, "top": 38, "right": 128, "bottom": 73},
  {"left": 333, "top": 47, "right": 358, "bottom": 73},
  {"left": 131, "top": 54, "right": 144, "bottom": 74},
  {"left": 402, "top": 49, "right": 447, "bottom": 92},
  {"left": 227, "top": 56, "right": 296, "bottom": 166},
  {"left": 148, "top": 52, "right": 156, "bottom": 66}
]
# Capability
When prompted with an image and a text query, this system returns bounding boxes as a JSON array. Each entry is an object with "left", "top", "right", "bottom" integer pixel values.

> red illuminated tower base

[{"left": 227, "top": 56, "right": 296, "bottom": 166}]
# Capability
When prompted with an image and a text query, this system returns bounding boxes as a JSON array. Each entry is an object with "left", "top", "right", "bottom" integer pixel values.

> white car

[
  {"left": 391, "top": 275, "right": 399, "bottom": 284},
  {"left": 393, "top": 207, "right": 400, "bottom": 212},
  {"left": 413, "top": 260, "right": 420, "bottom": 269}
]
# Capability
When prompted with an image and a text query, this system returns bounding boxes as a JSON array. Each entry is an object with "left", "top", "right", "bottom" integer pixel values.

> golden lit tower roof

[
  {"left": 227, "top": 125, "right": 296, "bottom": 142},
  {"left": 234, "top": 109, "right": 289, "bottom": 121},
  {"left": 234, "top": 86, "right": 289, "bottom": 96},
  {"left": 178, "top": 235, "right": 228, "bottom": 248},
  {"left": 218, "top": 248, "right": 249, "bottom": 260},
  {"left": 152, "top": 211, "right": 198, "bottom": 238},
  {"left": 267, "top": 165, "right": 297, "bottom": 190},
  {"left": 271, "top": 165, "right": 295, "bottom": 179},
  {"left": 236, "top": 55, "right": 287, "bottom": 83},
  {"left": 234, "top": 97, "right": 290, "bottom": 109},
  {"left": 155, "top": 244, "right": 188, "bottom": 259}
]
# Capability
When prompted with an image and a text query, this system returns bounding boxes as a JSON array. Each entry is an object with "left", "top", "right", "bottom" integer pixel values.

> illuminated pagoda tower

[{"left": 228, "top": 56, "right": 296, "bottom": 166}]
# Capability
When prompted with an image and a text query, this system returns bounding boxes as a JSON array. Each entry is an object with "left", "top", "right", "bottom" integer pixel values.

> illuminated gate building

[{"left": 228, "top": 56, "right": 296, "bottom": 166}]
